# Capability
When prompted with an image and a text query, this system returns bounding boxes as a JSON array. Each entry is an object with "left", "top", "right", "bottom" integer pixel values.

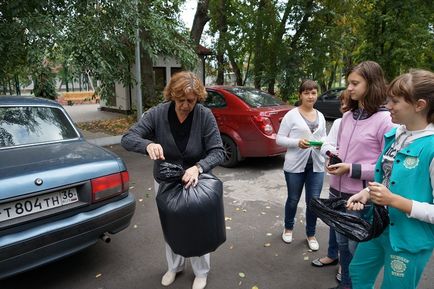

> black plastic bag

[
  {"left": 310, "top": 197, "right": 389, "bottom": 242},
  {"left": 156, "top": 162, "right": 226, "bottom": 257}
]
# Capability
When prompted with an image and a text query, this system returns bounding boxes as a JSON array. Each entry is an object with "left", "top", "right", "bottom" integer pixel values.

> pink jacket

[{"left": 329, "top": 109, "right": 394, "bottom": 194}]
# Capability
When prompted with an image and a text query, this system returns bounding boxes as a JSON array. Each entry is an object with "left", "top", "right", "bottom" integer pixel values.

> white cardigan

[{"left": 276, "top": 107, "right": 327, "bottom": 173}]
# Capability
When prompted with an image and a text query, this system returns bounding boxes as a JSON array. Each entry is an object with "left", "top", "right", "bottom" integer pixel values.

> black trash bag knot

[
  {"left": 159, "top": 162, "right": 185, "bottom": 182},
  {"left": 310, "top": 197, "right": 389, "bottom": 242}
]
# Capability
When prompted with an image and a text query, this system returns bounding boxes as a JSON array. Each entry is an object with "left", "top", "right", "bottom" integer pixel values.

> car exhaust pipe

[{"left": 100, "top": 233, "right": 111, "bottom": 243}]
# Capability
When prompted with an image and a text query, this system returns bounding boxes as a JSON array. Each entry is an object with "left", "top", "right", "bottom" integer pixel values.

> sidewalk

[{"left": 63, "top": 103, "right": 125, "bottom": 146}]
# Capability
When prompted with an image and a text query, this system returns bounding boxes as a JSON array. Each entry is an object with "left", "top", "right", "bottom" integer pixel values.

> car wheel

[{"left": 221, "top": 135, "right": 238, "bottom": 167}]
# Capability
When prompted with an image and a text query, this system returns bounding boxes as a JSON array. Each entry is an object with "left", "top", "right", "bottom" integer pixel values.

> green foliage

[
  {"left": 32, "top": 65, "right": 57, "bottom": 100},
  {"left": 1, "top": 0, "right": 433, "bottom": 100},
  {"left": 0, "top": 0, "right": 198, "bottom": 104}
]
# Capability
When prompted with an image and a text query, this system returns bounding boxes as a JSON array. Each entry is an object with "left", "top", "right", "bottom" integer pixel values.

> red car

[{"left": 204, "top": 86, "right": 293, "bottom": 167}]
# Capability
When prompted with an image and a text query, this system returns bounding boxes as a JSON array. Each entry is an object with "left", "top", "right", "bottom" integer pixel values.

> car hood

[{"left": 0, "top": 141, "right": 124, "bottom": 199}]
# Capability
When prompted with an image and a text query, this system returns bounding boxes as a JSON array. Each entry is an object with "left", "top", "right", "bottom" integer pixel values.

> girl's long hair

[{"left": 346, "top": 61, "right": 387, "bottom": 114}]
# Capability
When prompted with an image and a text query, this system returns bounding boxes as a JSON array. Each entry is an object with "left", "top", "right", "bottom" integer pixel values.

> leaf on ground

[
  {"left": 266, "top": 233, "right": 272, "bottom": 236},
  {"left": 77, "top": 115, "right": 136, "bottom": 135},
  {"left": 238, "top": 272, "right": 246, "bottom": 278},
  {"left": 264, "top": 243, "right": 271, "bottom": 247},
  {"left": 225, "top": 217, "right": 232, "bottom": 221},
  {"left": 304, "top": 256, "right": 309, "bottom": 260},
  {"left": 252, "top": 286, "right": 259, "bottom": 289},
  {"left": 95, "top": 273, "right": 102, "bottom": 278},
  {"left": 226, "top": 226, "right": 231, "bottom": 230}
]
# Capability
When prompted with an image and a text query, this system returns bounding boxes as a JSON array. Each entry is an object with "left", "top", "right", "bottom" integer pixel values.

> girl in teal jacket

[{"left": 346, "top": 69, "right": 434, "bottom": 289}]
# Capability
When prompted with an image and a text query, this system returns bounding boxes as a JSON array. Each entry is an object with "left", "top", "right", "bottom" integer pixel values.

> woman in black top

[{"left": 121, "top": 71, "right": 224, "bottom": 289}]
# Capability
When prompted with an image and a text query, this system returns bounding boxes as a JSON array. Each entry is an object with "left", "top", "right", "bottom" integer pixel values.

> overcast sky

[{"left": 180, "top": 0, "right": 196, "bottom": 28}]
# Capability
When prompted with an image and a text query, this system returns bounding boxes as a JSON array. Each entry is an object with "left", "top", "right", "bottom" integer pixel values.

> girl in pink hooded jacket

[{"left": 325, "top": 61, "right": 395, "bottom": 289}]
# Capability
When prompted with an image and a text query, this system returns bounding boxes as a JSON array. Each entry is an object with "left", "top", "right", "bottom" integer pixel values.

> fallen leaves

[{"left": 77, "top": 115, "right": 136, "bottom": 136}]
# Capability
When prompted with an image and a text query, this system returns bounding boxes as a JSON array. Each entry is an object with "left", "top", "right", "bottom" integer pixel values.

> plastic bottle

[{"left": 326, "top": 150, "right": 342, "bottom": 165}]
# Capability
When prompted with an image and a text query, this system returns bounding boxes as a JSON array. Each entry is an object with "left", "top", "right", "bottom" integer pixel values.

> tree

[
  {"left": 0, "top": 0, "right": 199, "bottom": 107},
  {"left": 358, "top": 0, "right": 434, "bottom": 80},
  {"left": 190, "top": 0, "right": 211, "bottom": 46}
]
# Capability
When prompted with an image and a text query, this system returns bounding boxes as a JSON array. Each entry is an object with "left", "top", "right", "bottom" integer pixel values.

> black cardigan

[{"left": 121, "top": 101, "right": 225, "bottom": 182}]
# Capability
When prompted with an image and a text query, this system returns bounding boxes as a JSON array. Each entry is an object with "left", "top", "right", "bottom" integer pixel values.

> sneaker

[
  {"left": 161, "top": 271, "right": 177, "bottom": 286},
  {"left": 192, "top": 276, "right": 207, "bottom": 289},
  {"left": 306, "top": 237, "right": 319, "bottom": 251},
  {"left": 281, "top": 230, "right": 293, "bottom": 243}
]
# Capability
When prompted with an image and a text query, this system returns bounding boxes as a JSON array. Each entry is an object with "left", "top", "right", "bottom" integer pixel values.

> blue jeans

[
  {"left": 327, "top": 190, "right": 339, "bottom": 260},
  {"left": 336, "top": 206, "right": 370, "bottom": 288},
  {"left": 283, "top": 163, "right": 324, "bottom": 237}
]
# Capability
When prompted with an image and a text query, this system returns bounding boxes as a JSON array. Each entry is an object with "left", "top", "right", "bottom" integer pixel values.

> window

[
  {"left": 0, "top": 106, "right": 79, "bottom": 148},
  {"left": 226, "top": 87, "right": 285, "bottom": 107},
  {"left": 204, "top": 91, "right": 226, "bottom": 108}
]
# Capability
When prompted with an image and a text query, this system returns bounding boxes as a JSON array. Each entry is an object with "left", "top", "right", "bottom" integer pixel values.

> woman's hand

[
  {"left": 298, "top": 138, "right": 310, "bottom": 149},
  {"left": 146, "top": 143, "right": 165, "bottom": 160},
  {"left": 326, "top": 163, "right": 350, "bottom": 175},
  {"left": 368, "top": 182, "right": 394, "bottom": 206},
  {"left": 182, "top": 165, "right": 200, "bottom": 188},
  {"left": 368, "top": 182, "right": 413, "bottom": 214},
  {"left": 346, "top": 188, "right": 371, "bottom": 211}
]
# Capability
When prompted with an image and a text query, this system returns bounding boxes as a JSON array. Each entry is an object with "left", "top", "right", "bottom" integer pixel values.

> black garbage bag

[
  {"left": 156, "top": 162, "right": 226, "bottom": 257},
  {"left": 310, "top": 197, "right": 389, "bottom": 242}
]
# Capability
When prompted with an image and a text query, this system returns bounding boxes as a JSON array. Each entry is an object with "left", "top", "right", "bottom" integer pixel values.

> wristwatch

[{"left": 196, "top": 163, "right": 203, "bottom": 174}]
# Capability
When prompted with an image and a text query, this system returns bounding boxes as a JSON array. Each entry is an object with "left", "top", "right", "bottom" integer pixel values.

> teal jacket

[{"left": 375, "top": 127, "right": 434, "bottom": 253}]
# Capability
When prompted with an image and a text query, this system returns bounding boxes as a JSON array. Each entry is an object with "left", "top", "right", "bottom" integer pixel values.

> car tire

[{"left": 221, "top": 135, "right": 238, "bottom": 168}]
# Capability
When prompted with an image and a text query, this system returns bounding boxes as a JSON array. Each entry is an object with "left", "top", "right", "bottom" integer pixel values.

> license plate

[{"left": 0, "top": 188, "right": 79, "bottom": 222}]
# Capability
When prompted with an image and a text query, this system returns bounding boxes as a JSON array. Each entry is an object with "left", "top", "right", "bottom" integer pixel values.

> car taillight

[
  {"left": 252, "top": 115, "right": 274, "bottom": 135},
  {"left": 91, "top": 171, "right": 129, "bottom": 202}
]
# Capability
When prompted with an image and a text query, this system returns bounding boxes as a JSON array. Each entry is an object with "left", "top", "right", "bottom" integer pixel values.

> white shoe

[
  {"left": 192, "top": 276, "right": 207, "bottom": 289},
  {"left": 281, "top": 230, "right": 293, "bottom": 243},
  {"left": 307, "top": 237, "right": 319, "bottom": 251},
  {"left": 161, "top": 271, "right": 177, "bottom": 286}
]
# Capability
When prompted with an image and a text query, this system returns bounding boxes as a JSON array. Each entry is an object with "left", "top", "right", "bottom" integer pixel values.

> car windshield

[
  {"left": 0, "top": 106, "right": 79, "bottom": 148},
  {"left": 225, "top": 87, "right": 285, "bottom": 107}
]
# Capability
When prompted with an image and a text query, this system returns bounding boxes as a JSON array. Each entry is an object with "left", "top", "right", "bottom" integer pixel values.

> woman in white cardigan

[{"left": 276, "top": 79, "right": 327, "bottom": 251}]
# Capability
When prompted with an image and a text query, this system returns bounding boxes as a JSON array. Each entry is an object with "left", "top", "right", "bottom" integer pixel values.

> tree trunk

[
  {"left": 86, "top": 70, "right": 95, "bottom": 91},
  {"left": 266, "top": 1, "right": 293, "bottom": 95},
  {"left": 215, "top": 0, "right": 227, "bottom": 85},
  {"left": 253, "top": 0, "right": 266, "bottom": 89},
  {"left": 190, "top": 0, "right": 210, "bottom": 46},
  {"left": 14, "top": 74, "right": 20, "bottom": 95},
  {"left": 140, "top": 29, "right": 156, "bottom": 108},
  {"left": 228, "top": 49, "right": 242, "bottom": 85}
]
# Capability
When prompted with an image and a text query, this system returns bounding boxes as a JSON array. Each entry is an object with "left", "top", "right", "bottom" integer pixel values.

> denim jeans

[
  {"left": 283, "top": 162, "right": 324, "bottom": 237},
  {"left": 335, "top": 206, "right": 370, "bottom": 288},
  {"left": 327, "top": 190, "right": 339, "bottom": 260}
]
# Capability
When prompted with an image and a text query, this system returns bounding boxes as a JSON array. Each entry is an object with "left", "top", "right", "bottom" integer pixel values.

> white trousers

[{"left": 154, "top": 180, "right": 210, "bottom": 277}]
